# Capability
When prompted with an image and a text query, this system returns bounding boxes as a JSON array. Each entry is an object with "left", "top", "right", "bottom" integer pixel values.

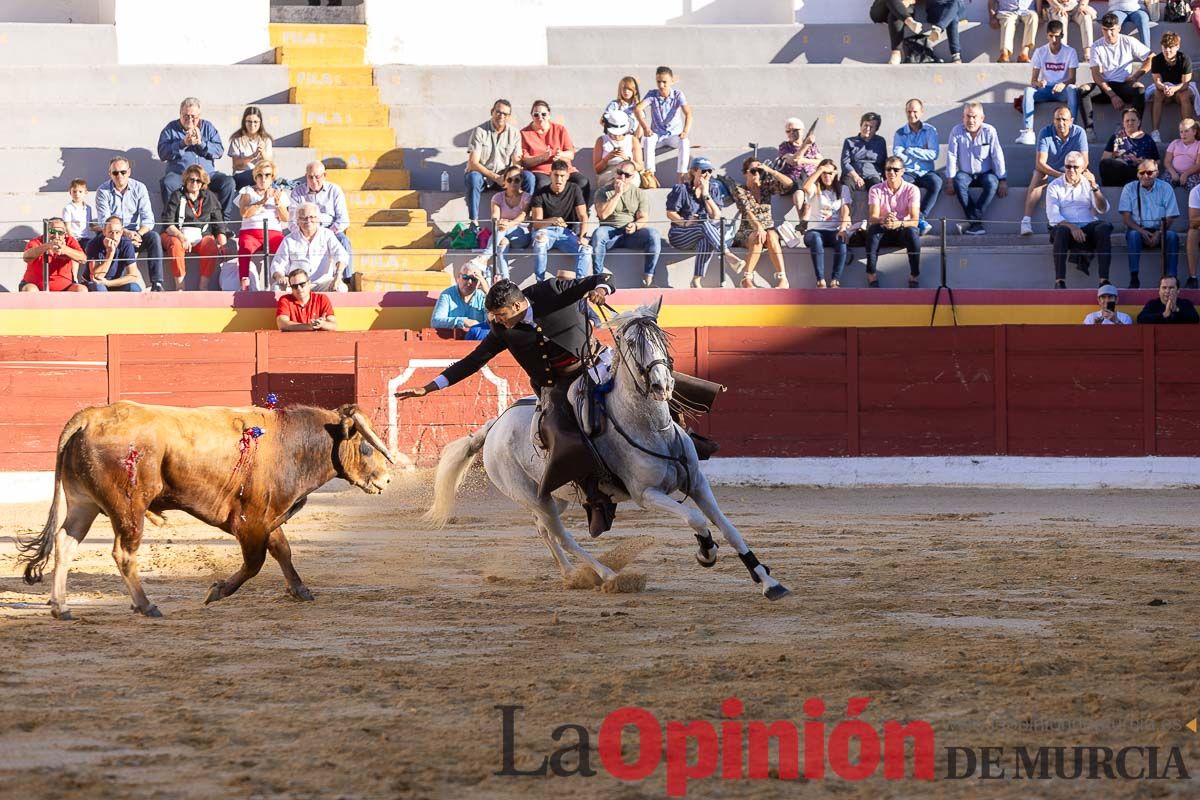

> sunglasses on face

[
  {"left": 185, "top": 177, "right": 203, "bottom": 184},
  {"left": 493, "top": 110, "right": 511, "bottom": 116},
  {"left": 111, "top": 169, "right": 129, "bottom": 176},
  {"left": 1064, "top": 165, "right": 1082, "bottom": 170},
  {"left": 532, "top": 111, "right": 549, "bottom": 118},
  {"left": 1138, "top": 170, "right": 1157, "bottom": 176},
  {"left": 884, "top": 167, "right": 903, "bottom": 173},
  {"left": 617, "top": 171, "right": 636, "bottom": 179},
  {"left": 505, "top": 176, "right": 522, "bottom": 184},
  {"left": 699, "top": 169, "right": 713, "bottom": 175},
  {"left": 290, "top": 281, "right": 308, "bottom": 289},
  {"left": 459, "top": 274, "right": 479, "bottom": 282},
  {"left": 747, "top": 168, "right": 765, "bottom": 177},
  {"left": 48, "top": 229, "right": 67, "bottom": 236}
]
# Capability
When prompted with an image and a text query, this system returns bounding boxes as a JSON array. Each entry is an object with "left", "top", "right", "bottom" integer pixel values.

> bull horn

[{"left": 351, "top": 410, "right": 395, "bottom": 464}]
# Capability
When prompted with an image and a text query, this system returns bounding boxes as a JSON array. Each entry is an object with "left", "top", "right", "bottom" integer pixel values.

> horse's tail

[
  {"left": 424, "top": 418, "right": 497, "bottom": 529},
  {"left": 18, "top": 411, "right": 88, "bottom": 584}
]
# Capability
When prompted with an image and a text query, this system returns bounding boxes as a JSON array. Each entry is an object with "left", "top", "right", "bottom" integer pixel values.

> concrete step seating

[
  {"left": 2, "top": 14, "right": 1194, "bottom": 293},
  {"left": 545, "top": 20, "right": 1200, "bottom": 66}
]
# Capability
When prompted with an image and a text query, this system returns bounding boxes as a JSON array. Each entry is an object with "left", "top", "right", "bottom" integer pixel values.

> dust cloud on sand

[{"left": 1, "top": 472, "right": 1198, "bottom": 798}]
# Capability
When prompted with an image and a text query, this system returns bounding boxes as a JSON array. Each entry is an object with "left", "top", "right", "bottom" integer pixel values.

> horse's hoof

[
  {"left": 289, "top": 585, "right": 315, "bottom": 602},
  {"left": 50, "top": 607, "right": 73, "bottom": 621},
  {"left": 143, "top": 605, "right": 163, "bottom": 618},
  {"left": 204, "top": 582, "right": 225, "bottom": 605},
  {"left": 695, "top": 548, "right": 718, "bottom": 568},
  {"left": 764, "top": 583, "right": 791, "bottom": 602}
]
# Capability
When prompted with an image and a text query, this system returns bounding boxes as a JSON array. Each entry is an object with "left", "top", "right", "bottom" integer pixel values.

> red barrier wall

[{"left": 3, "top": 326, "right": 1199, "bottom": 471}]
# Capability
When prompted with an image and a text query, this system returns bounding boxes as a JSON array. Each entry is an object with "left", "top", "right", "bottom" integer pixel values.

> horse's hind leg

[
  {"left": 534, "top": 515, "right": 573, "bottom": 578},
  {"left": 688, "top": 475, "right": 790, "bottom": 601},
  {"left": 267, "top": 527, "right": 314, "bottom": 601},
  {"left": 541, "top": 507, "right": 617, "bottom": 585},
  {"left": 637, "top": 487, "right": 719, "bottom": 567},
  {"left": 49, "top": 499, "right": 101, "bottom": 620}
]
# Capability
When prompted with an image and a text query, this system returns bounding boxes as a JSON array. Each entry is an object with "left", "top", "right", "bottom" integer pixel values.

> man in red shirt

[
  {"left": 276, "top": 268, "right": 337, "bottom": 331},
  {"left": 21, "top": 217, "right": 88, "bottom": 292}
]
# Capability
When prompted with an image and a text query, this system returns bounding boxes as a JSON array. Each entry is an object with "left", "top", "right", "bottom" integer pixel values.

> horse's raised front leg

[
  {"left": 637, "top": 487, "right": 719, "bottom": 567},
  {"left": 688, "top": 474, "right": 790, "bottom": 601}
]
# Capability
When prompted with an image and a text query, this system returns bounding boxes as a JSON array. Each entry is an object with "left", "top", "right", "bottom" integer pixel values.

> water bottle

[{"left": 440, "top": 170, "right": 449, "bottom": 192}]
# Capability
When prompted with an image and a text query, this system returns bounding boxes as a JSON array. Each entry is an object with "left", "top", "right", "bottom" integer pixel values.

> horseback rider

[{"left": 397, "top": 275, "right": 622, "bottom": 535}]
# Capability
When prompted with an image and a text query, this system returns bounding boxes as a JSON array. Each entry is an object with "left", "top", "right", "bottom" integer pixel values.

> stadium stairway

[{"left": 271, "top": 21, "right": 449, "bottom": 292}]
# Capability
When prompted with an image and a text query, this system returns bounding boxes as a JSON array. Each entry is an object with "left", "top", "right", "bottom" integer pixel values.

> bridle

[
  {"left": 594, "top": 303, "right": 693, "bottom": 495},
  {"left": 601, "top": 307, "right": 674, "bottom": 400}
]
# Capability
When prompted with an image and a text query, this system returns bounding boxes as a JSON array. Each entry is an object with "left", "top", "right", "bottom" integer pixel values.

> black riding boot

[{"left": 581, "top": 476, "right": 617, "bottom": 537}]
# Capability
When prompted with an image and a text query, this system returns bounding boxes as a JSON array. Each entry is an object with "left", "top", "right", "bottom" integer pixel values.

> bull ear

[{"left": 339, "top": 414, "right": 355, "bottom": 440}]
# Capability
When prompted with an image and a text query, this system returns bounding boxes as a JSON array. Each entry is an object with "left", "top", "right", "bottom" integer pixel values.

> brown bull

[{"left": 17, "top": 401, "right": 393, "bottom": 620}]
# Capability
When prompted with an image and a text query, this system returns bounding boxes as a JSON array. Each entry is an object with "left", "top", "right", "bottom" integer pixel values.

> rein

[{"left": 595, "top": 301, "right": 693, "bottom": 496}]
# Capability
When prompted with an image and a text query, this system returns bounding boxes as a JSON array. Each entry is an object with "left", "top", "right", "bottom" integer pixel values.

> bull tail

[
  {"left": 17, "top": 412, "right": 88, "bottom": 584},
  {"left": 423, "top": 418, "right": 496, "bottom": 529}
]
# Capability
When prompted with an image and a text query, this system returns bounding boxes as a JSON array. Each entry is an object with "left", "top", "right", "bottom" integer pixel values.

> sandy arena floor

[{"left": 1, "top": 471, "right": 1198, "bottom": 799}]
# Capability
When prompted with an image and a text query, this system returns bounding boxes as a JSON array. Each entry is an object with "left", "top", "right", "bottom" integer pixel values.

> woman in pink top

[
  {"left": 489, "top": 165, "right": 532, "bottom": 280},
  {"left": 519, "top": 99, "right": 592, "bottom": 205},
  {"left": 1166, "top": 118, "right": 1200, "bottom": 189}
]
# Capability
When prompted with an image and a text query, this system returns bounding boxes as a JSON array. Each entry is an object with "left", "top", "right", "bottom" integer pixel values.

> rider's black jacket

[{"left": 433, "top": 274, "right": 614, "bottom": 391}]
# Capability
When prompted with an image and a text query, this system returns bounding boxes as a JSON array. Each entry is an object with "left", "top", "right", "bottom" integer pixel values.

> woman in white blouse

[
  {"left": 236, "top": 160, "right": 289, "bottom": 291},
  {"left": 228, "top": 106, "right": 274, "bottom": 191},
  {"left": 801, "top": 159, "right": 853, "bottom": 288}
]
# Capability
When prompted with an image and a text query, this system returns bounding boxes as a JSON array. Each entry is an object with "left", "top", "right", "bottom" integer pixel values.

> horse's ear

[{"left": 653, "top": 295, "right": 663, "bottom": 319}]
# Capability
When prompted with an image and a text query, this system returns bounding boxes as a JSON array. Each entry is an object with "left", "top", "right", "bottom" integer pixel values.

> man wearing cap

[
  {"left": 1083, "top": 284, "right": 1132, "bottom": 324},
  {"left": 666, "top": 156, "right": 735, "bottom": 287},
  {"left": 432, "top": 258, "right": 490, "bottom": 340}
]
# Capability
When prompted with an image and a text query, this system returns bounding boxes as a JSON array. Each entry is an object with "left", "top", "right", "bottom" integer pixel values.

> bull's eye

[{"left": 359, "top": 442, "right": 374, "bottom": 457}]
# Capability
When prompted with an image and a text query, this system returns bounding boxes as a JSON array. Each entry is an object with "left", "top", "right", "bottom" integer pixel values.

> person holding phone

[{"left": 1083, "top": 284, "right": 1133, "bottom": 324}]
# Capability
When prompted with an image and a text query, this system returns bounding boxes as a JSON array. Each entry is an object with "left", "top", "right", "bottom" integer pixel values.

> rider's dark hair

[{"left": 485, "top": 279, "right": 525, "bottom": 311}]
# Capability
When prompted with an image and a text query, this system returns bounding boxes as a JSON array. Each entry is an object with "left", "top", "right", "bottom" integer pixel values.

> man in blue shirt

[
  {"left": 431, "top": 258, "right": 490, "bottom": 340},
  {"left": 945, "top": 103, "right": 1008, "bottom": 235},
  {"left": 1118, "top": 159, "right": 1179, "bottom": 288},
  {"left": 156, "top": 97, "right": 237, "bottom": 219},
  {"left": 1020, "top": 106, "right": 1088, "bottom": 236},
  {"left": 893, "top": 98, "right": 942, "bottom": 236},
  {"left": 83, "top": 215, "right": 144, "bottom": 291},
  {"left": 93, "top": 155, "right": 164, "bottom": 291}
]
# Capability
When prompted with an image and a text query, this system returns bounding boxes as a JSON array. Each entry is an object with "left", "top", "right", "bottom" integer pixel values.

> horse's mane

[{"left": 607, "top": 304, "right": 672, "bottom": 363}]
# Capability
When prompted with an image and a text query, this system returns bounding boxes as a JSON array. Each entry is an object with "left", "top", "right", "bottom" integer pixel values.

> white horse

[{"left": 426, "top": 299, "right": 790, "bottom": 601}]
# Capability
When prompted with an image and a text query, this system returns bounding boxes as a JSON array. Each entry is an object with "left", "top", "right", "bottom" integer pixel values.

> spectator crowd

[{"left": 19, "top": 6, "right": 1200, "bottom": 300}]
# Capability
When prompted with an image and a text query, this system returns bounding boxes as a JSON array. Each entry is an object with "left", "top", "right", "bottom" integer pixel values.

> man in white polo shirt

[
  {"left": 270, "top": 201, "right": 349, "bottom": 292},
  {"left": 1046, "top": 151, "right": 1112, "bottom": 288}
]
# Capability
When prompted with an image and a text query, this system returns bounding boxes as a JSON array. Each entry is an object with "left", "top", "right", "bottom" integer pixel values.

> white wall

[
  {"left": 366, "top": 0, "right": 796, "bottom": 65},
  {"left": 0, "top": 0, "right": 114, "bottom": 23},
  {"left": 113, "top": 0, "right": 271, "bottom": 64}
]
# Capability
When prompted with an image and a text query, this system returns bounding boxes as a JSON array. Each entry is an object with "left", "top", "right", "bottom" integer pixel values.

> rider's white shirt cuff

[{"left": 433, "top": 375, "right": 449, "bottom": 390}]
